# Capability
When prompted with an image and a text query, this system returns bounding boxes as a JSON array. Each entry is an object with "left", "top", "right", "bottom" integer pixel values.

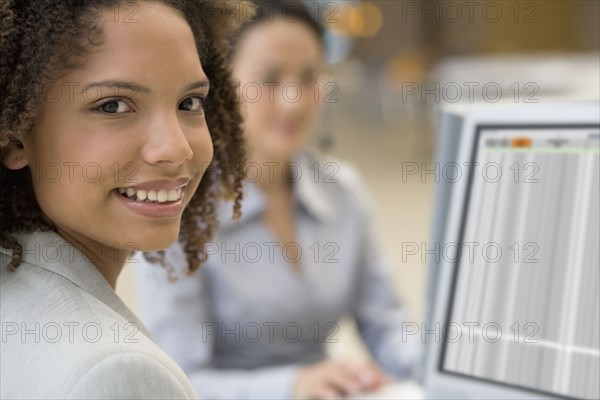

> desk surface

[{"left": 348, "top": 380, "right": 424, "bottom": 400}]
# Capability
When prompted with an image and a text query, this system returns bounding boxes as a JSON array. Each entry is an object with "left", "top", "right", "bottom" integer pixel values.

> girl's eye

[
  {"left": 179, "top": 96, "right": 205, "bottom": 113},
  {"left": 262, "top": 72, "right": 280, "bottom": 85},
  {"left": 98, "top": 99, "right": 131, "bottom": 114},
  {"left": 301, "top": 71, "right": 317, "bottom": 86}
]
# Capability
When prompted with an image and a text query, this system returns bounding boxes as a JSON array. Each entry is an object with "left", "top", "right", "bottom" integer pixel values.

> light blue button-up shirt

[{"left": 135, "top": 151, "right": 421, "bottom": 399}]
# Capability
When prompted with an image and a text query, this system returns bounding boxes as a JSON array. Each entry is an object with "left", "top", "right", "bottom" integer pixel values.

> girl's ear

[{"left": 2, "top": 141, "right": 29, "bottom": 170}]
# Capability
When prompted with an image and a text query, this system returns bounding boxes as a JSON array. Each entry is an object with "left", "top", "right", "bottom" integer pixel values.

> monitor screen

[{"left": 440, "top": 125, "right": 600, "bottom": 399}]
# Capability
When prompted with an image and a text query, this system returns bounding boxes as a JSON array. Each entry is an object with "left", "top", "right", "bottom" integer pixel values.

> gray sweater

[{"left": 1, "top": 230, "right": 198, "bottom": 399}]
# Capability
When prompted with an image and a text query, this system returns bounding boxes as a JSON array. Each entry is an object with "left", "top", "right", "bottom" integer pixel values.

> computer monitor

[{"left": 424, "top": 103, "right": 600, "bottom": 399}]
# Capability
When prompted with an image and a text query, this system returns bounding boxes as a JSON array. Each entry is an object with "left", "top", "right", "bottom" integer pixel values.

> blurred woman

[{"left": 136, "top": 1, "right": 421, "bottom": 399}]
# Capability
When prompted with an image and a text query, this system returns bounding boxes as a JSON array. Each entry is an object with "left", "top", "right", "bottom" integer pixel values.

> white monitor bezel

[{"left": 424, "top": 103, "right": 600, "bottom": 400}]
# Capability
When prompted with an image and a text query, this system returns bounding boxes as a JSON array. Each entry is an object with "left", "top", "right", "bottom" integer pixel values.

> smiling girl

[{"left": 0, "top": 1, "right": 250, "bottom": 398}]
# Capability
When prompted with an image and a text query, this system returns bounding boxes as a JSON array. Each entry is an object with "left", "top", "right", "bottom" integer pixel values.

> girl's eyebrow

[
  {"left": 183, "top": 80, "right": 211, "bottom": 93},
  {"left": 80, "top": 79, "right": 210, "bottom": 97}
]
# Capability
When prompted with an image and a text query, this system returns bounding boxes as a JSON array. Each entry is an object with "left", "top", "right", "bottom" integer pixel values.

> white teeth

[
  {"left": 118, "top": 187, "right": 183, "bottom": 203},
  {"left": 167, "top": 189, "right": 179, "bottom": 201},
  {"left": 157, "top": 190, "right": 168, "bottom": 202}
]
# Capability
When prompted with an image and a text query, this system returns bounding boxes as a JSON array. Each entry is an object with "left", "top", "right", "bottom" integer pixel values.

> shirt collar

[
  {"left": 293, "top": 151, "right": 336, "bottom": 222},
  {"left": 4, "top": 230, "right": 152, "bottom": 338},
  {"left": 218, "top": 151, "right": 336, "bottom": 230}
]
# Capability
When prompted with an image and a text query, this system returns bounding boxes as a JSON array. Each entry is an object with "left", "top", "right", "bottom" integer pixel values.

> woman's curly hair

[{"left": 0, "top": 0, "right": 252, "bottom": 276}]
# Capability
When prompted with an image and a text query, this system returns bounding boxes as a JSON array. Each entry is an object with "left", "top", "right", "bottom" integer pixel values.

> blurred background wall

[{"left": 119, "top": 0, "right": 600, "bottom": 363}]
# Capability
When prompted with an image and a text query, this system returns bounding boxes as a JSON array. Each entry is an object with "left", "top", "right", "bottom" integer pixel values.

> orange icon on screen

[{"left": 511, "top": 137, "right": 532, "bottom": 148}]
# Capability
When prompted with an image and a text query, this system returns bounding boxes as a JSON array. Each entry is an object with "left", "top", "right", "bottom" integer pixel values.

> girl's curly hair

[{"left": 0, "top": 0, "right": 252, "bottom": 276}]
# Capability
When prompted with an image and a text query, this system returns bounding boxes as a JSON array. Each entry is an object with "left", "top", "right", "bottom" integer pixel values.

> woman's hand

[{"left": 292, "top": 359, "right": 390, "bottom": 400}]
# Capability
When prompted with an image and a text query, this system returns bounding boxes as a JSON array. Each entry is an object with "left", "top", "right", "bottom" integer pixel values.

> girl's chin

[
  {"left": 127, "top": 229, "right": 180, "bottom": 253},
  {"left": 264, "top": 143, "right": 303, "bottom": 159}
]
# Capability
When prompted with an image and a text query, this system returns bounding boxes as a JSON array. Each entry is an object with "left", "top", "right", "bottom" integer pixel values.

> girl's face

[
  {"left": 13, "top": 2, "right": 213, "bottom": 254},
  {"left": 232, "top": 19, "right": 323, "bottom": 160}
]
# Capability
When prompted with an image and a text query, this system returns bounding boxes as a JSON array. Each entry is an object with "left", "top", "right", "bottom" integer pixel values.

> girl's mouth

[
  {"left": 113, "top": 186, "right": 187, "bottom": 218},
  {"left": 116, "top": 187, "right": 183, "bottom": 203}
]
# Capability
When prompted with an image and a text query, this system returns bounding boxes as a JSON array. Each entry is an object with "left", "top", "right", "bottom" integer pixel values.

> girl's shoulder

[
  {"left": 0, "top": 247, "right": 197, "bottom": 399},
  {"left": 298, "top": 150, "right": 376, "bottom": 217}
]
